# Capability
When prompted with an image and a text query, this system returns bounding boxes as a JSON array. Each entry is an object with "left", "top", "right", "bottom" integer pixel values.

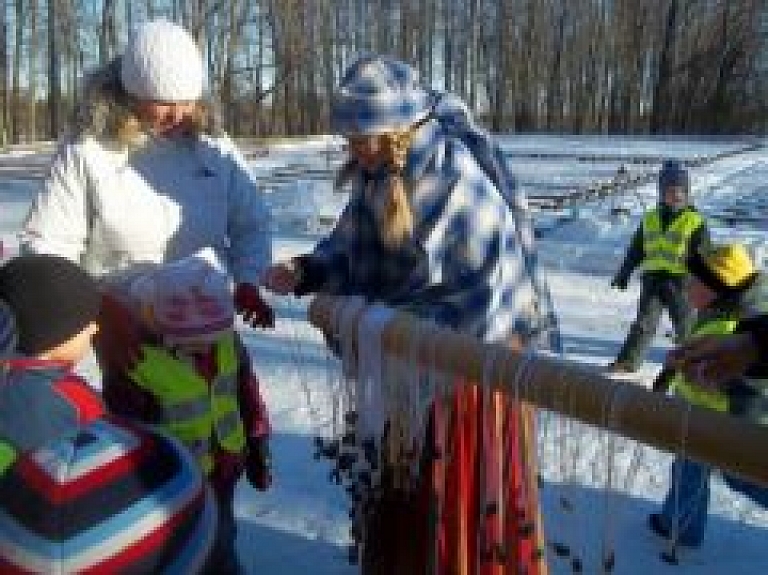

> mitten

[
  {"left": 610, "top": 274, "right": 628, "bottom": 291},
  {"left": 234, "top": 283, "right": 275, "bottom": 328},
  {"left": 245, "top": 436, "right": 272, "bottom": 490},
  {"left": 652, "top": 366, "right": 675, "bottom": 393}
]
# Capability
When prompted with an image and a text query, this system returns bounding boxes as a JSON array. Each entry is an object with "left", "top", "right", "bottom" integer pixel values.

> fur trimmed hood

[{"left": 71, "top": 57, "right": 223, "bottom": 142}]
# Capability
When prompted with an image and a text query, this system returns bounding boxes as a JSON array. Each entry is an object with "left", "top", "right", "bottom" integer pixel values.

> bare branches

[{"left": 1, "top": 0, "right": 765, "bottom": 139}]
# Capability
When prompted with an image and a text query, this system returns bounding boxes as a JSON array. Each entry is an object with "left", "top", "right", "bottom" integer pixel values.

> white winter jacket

[{"left": 22, "top": 134, "right": 271, "bottom": 290}]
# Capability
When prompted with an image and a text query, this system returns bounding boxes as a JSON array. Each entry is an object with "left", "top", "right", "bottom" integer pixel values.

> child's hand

[
  {"left": 668, "top": 332, "right": 757, "bottom": 390},
  {"left": 610, "top": 274, "right": 628, "bottom": 291}
]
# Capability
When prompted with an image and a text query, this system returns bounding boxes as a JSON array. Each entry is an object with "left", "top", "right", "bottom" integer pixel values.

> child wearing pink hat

[{"left": 110, "top": 249, "right": 272, "bottom": 574}]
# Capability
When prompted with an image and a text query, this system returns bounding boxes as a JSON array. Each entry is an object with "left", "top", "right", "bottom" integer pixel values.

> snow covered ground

[{"left": 1, "top": 135, "right": 767, "bottom": 574}]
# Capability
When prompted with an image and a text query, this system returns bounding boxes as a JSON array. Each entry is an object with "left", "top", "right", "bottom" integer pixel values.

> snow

[{"left": 1, "top": 135, "right": 767, "bottom": 574}]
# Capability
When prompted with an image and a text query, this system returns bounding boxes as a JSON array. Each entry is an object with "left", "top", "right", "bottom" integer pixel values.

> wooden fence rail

[{"left": 308, "top": 294, "right": 768, "bottom": 487}]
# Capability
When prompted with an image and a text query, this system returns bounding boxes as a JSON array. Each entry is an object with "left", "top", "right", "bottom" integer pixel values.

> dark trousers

[
  {"left": 616, "top": 274, "right": 693, "bottom": 369},
  {"left": 658, "top": 456, "right": 768, "bottom": 547},
  {"left": 203, "top": 481, "right": 242, "bottom": 574}
]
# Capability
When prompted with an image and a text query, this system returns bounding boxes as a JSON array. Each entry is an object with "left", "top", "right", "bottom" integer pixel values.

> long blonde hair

[{"left": 336, "top": 129, "right": 416, "bottom": 248}]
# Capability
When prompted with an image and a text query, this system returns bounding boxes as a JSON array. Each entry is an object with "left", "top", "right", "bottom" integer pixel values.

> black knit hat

[
  {"left": 658, "top": 160, "right": 689, "bottom": 194},
  {"left": 0, "top": 254, "right": 101, "bottom": 355}
]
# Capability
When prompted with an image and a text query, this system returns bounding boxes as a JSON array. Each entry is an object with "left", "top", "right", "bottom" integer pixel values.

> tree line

[{"left": 0, "top": 0, "right": 765, "bottom": 143}]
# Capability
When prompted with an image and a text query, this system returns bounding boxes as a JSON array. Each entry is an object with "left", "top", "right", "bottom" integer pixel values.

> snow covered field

[{"left": 1, "top": 135, "right": 767, "bottom": 574}]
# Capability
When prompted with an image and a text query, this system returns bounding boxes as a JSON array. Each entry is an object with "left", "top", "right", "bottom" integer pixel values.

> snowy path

[{"left": 1, "top": 139, "right": 766, "bottom": 574}]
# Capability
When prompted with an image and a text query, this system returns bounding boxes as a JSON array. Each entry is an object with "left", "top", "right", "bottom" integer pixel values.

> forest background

[{"left": 0, "top": 0, "right": 766, "bottom": 143}]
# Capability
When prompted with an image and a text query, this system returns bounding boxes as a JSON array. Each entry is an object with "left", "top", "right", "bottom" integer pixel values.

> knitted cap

[
  {"left": 331, "top": 55, "right": 433, "bottom": 135},
  {"left": 687, "top": 243, "right": 756, "bottom": 293},
  {"left": 0, "top": 418, "right": 216, "bottom": 573},
  {"left": 658, "top": 159, "right": 689, "bottom": 193},
  {"left": 131, "top": 249, "right": 233, "bottom": 344},
  {"left": 120, "top": 19, "right": 204, "bottom": 102},
  {"left": 0, "top": 254, "right": 101, "bottom": 356}
]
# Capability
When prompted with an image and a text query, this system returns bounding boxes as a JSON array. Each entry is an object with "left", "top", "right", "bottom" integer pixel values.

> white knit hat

[{"left": 120, "top": 19, "right": 204, "bottom": 102}]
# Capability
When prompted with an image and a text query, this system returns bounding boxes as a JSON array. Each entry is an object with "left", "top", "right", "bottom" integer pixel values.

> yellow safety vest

[
  {"left": 670, "top": 316, "right": 738, "bottom": 412},
  {"left": 128, "top": 334, "right": 246, "bottom": 474},
  {"left": 0, "top": 441, "right": 16, "bottom": 474},
  {"left": 642, "top": 209, "right": 703, "bottom": 275}
]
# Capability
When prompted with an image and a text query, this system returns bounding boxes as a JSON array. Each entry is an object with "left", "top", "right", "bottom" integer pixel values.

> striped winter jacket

[
  {"left": 296, "top": 97, "right": 560, "bottom": 347},
  {"left": 0, "top": 358, "right": 105, "bottom": 466}
]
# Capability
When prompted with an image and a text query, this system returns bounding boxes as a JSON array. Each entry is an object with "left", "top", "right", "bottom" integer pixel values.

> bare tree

[
  {"left": 0, "top": 0, "right": 764, "bottom": 142},
  {"left": 12, "top": 0, "right": 24, "bottom": 142},
  {"left": 100, "top": 0, "right": 117, "bottom": 64},
  {"left": 29, "top": 0, "right": 40, "bottom": 140},
  {"left": 0, "top": 0, "right": 7, "bottom": 145},
  {"left": 47, "top": 0, "right": 62, "bottom": 138}
]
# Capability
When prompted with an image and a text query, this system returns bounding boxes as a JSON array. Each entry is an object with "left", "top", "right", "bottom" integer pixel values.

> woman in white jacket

[
  {"left": 23, "top": 20, "right": 272, "bottom": 326},
  {"left": 21, "top": 20, "right": 273, "bottom": 574}
]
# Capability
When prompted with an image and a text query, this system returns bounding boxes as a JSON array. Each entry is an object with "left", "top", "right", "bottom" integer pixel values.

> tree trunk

[
  {"left": 47, "top": 0, "right": 60, "bottom": 139},
  {"left": 100, "top": 0, "right": 117, "bottom": 65},
  {"left": 650, "top": 0, "right": 678, "bottom": 133},
  {"left": 26, "top": 0, "right": 39, "bottom": 141}
]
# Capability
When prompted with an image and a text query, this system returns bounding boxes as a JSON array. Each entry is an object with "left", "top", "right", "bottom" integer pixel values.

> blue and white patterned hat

[{"left": 331, "top": 55, "right": 434, "bottom": 135}]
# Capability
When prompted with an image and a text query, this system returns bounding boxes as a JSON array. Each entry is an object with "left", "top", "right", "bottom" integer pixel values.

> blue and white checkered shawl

[{"left": 314, "top": 93, "right": 561, "bottom": 350}]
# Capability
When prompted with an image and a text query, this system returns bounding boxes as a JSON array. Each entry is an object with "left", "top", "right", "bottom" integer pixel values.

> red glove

[{"left": 234, "top": 283, "right": 275, "bottom": 328}]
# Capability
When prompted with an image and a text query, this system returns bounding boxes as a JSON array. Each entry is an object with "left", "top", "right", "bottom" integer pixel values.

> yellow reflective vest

[
  {"left": 642, "top": 209, "right": 703, "bottom": 275},
  {"left": 670, "top": 316, "right": 739, "bottom": 412},
  {"left": 128, "top": 334, "right": 246, "bottom": 474},
  {"left": 0, "top": 441, "right": 16, "bottom": 474}
]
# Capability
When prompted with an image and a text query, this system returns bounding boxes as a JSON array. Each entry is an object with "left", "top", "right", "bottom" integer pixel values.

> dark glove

[
  {"left": 97, "top": 293, "right": 146, "bottom": 374},
  {"left": 234, "top": 283, "right": 275, "bottom": 328},
  {"left": 611, "top": 275, "right": 629, "bottom": 291},
  {"left": 652, "top": 366, "right": 675, "bottom": 393},
  {"left": 245, "top": 436, "right": 272, "bottom": 490}
]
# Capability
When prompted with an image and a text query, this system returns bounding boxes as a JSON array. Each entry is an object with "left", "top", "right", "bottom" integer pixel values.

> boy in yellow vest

[
  {"left": 650, "top": 243, "right": 768, "bottom": 552},
  {"left": 609, "top": 160, "right": 710, "bottom": 373},
  {"left": 109, "top": 250, "right": 272, "bottom": 575}
]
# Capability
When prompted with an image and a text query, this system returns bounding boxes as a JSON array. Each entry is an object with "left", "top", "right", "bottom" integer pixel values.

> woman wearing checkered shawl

[{"left": 262, "top": 55, "right": 558, "bottom": 574}]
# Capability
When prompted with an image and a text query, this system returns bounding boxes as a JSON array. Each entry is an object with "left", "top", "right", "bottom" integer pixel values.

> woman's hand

[
  {"left": 260, "top": 261, "right": 301, "bottom": 296},
  {"left": 665, "top": 332, "right": 758, "bottom": 390}
]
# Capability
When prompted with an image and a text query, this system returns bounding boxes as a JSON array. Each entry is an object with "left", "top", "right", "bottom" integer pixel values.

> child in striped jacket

[{"left": 0, "top": 253, "right": 217, "bottom": 574}]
